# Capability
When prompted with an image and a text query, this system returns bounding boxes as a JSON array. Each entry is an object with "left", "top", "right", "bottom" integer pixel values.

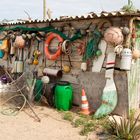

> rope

[{"left": 0, "top": 94, "right": 27, "bottom": 116}]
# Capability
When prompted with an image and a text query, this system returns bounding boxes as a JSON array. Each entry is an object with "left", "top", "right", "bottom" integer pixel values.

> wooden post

[{"left": 43, "top": 0, "right": 46, "bottom": 20}]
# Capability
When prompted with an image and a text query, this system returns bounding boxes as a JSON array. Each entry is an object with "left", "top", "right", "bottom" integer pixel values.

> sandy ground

[{"left": 0, "top": 106, "right": 88, "bottom": 140}]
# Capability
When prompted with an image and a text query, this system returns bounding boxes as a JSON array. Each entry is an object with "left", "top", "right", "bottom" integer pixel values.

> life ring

[{"left": 45, "top": 33, "right": 63, "bottom": 60}]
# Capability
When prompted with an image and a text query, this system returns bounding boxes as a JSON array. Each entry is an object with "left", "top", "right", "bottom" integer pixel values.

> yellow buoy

[
  {"left": 33, "top": 59, "right": 39, "bottom": 65},
  {"left": 63, "top": 65, "right": 71, "bottom": 73}
]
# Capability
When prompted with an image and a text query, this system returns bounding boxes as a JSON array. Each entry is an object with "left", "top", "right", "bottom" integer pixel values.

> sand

[{"left": 0, "top": 106, "right": 87, "bottom": 140}]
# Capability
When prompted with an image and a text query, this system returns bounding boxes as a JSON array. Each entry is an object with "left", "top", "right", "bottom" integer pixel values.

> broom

[{"left": 94, "top": 51, "right": 118, "bottom": 119}]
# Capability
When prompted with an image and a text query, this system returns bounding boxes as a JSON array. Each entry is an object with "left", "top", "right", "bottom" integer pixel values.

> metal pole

[{"left": 43, "top": 0, "right": 47, "bottom": 20}]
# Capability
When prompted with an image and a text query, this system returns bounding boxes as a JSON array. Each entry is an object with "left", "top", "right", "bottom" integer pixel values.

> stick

[
  {"left": 5, "top": 70, "right": 41, "bottom": 122},
  {"left": 67, "top": 53, "right": 72, "bottom": 67}
]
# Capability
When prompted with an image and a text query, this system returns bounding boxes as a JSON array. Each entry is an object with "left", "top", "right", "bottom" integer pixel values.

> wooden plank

[{"left": 92, "top": 40, "right": 107, "bottom": 72}]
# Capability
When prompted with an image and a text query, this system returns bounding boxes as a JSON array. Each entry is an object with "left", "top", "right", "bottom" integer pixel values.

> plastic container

[
  {"left": 120, "top": 48, "right": 132, "bottom": 70},
  {"left": 54, "top": 81, "right": 73, "bottom": 111}
]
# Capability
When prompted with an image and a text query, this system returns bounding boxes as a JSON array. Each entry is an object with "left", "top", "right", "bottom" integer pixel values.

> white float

[{"left": 120, "top": 48, "right": 132, "bottom": 70}]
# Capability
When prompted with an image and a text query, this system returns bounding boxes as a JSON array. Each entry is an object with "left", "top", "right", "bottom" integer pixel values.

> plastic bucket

[{"left": 54, "top": 81, "right": 73, "bottom": 111}]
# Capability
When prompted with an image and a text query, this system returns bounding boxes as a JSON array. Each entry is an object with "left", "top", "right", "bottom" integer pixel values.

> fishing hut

[{"left": 0, "top": 8, "right": 140, "bottom": 118}]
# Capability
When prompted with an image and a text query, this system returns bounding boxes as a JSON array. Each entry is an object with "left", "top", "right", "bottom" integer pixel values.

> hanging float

[
  {"left": 132, "top": 49, "right": 140, "bottom": 60},
  {"left": 0, "top": 40, "right": 9, "bottom": 60},
  {"left": 81, "top": 62, "right": 87, "bottom": 72},
  {"left": 10, "top": 40, "right": 16, "bottom": 57},
  {"left": 33, "top": 50, "right": 41, "bottom": 65},
  {"left": 120, "top": 48, "right": 132, "bottom": 71},
  {"left": 41, "top": 76, "right": 50, "bottom": 84},
  {"left": 122, "top": 26, "right": 130, "bottom": 35},
  {"left": 14, "top": 36, "right": 25, "bottom": 48},
  {"left": 62, "top": 65, "right": 71, "bottom": 73},
  {"left": 104, "top": 27, "right": 124, "bottom": 46},
  {"left": 0, "top": 40, "right": 8, "bottom": 51}
]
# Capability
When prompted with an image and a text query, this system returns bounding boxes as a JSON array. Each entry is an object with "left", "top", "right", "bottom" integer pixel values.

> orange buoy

[
  {"left": 14, "top": 36, "right": 25, "bottom": 48},
  {"left": 0, "top": 40, "right": 8, "bottom": 51},
  {"left": 132, "top": 49, "right": 140, "bottom": 60}
]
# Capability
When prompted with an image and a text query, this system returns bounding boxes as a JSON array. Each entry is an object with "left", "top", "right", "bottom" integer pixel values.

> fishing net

[
  {"left": 0, "top": 71, "right": 35, "bottom": 115},
  {"left": 0, "top": 26, "right": 82, "bottom": 42},
  {"left": 0, "top": 71, "right": 34, "bottom": 99},
  {"left": 83, "top": 28, "right": 102, "bottom": 61}
]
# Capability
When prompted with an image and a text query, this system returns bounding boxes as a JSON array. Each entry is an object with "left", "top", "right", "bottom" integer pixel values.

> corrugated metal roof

[{"left": 1, "top": 10, "right": 140, "bottom": 26}]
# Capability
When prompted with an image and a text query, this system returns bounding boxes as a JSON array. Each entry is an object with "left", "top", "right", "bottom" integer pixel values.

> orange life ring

[{"left": 45, "top": 33, "right": 63, "bottom": 60}]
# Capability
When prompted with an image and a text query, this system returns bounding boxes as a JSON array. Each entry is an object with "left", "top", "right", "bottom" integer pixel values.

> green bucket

[{"left": 54, "top": 81, "right": 73, "bottom": 111}]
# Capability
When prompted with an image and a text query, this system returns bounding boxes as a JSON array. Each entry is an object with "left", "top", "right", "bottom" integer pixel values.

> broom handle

[{"left": 5, "top": 70, "right": 41, "bottom": 122}]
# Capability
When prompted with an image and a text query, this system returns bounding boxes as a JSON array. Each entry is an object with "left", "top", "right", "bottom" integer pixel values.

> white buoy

[
  {"left": 120, "top": 48, "right": 132, "bottom": 70},
  {"left": 81, "top": 62, "right": 87, "bottom": 72},
  {"left": 41, "top": 76, "right": 50, "bottom": 84},
  {"left": 16, "top": 61, "right": 24, "bottom": 73},
  {"left": 11, "top": 60, "right": 18, "bottom": 73}
]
